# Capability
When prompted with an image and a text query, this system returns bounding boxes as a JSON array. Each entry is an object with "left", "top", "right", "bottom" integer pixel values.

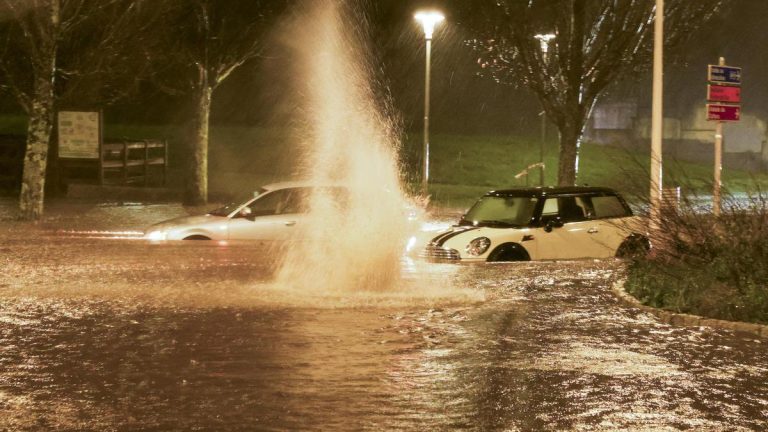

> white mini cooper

[{"left": 421, "top": 187, "right": 648, "bottom": 262}]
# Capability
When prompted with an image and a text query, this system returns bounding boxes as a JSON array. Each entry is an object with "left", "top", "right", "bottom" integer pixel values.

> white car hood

[
  {"left": 428, "top": 225, "right": 486, "bottom": 247},
  {"left": 147, "top": 214, "right": 225, "bottom": 232},
  {"left": 429, "top": 224, "right": 532, "bottom": 257}
]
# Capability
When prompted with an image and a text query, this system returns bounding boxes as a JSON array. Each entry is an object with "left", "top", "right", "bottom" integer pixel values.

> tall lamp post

[
  {"left": 415, "top": 10, "right": 444, "bottom": 196},
  {"left": 534, "top": 33, "right": 555, "bottom": 186},
  {"left": 650, "top": 0, "right": 664, "bottom": 231}
]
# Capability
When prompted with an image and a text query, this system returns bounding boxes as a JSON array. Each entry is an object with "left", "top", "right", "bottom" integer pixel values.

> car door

[
  {"left": 535, "top": 195, "right": 608, "bottom": 259},
  {"left": 227, "top": 188, "right": 309, "bottom": 241},
  {"left": 580, "top": 194, "right": 634, "bottom": 257}
]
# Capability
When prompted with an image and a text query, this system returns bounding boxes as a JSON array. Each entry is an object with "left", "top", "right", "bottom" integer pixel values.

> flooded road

[{"left": 1, "top": 200, "right": 766, "bottom": 431}]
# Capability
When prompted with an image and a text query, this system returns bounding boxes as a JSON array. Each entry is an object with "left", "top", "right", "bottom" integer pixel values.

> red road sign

[
  {"left": 707, "top": 104, "right": 741, "bottom": 121},
  {"left": 707, "top": 84, "right": 741, "bottom": 103}
]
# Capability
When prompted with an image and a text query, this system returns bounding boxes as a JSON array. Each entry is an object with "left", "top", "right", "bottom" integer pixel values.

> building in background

[{"left": 587, "top": 101, "right": 767, "bottom": 172}]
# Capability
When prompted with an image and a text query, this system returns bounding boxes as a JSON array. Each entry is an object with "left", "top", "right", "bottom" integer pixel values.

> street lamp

[
  {"left": 650, "top": 0, "right": 663, "bottom": 230},
  {"left": 415, "top": 10, "right": 444, "bottom": 196},
  {"left": 534, "top": 33, "right": 555, "bottom": 186}
]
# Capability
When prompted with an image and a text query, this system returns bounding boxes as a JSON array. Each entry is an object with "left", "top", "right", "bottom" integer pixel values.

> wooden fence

[{"left": 99, "top": 140, "right": 167, "bottom": 187}]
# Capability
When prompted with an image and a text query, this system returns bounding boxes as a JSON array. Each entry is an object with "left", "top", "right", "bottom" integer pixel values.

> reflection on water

[{"left": 1, "top": 232, "right": 766, "bottom": 431}]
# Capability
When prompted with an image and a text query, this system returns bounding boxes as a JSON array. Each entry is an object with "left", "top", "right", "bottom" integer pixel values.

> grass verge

[
  {"left": 2, "top": 115, "right": 767, "bottom": 208},
  {"left": 407, "top": 132, "right": 768, "bottom": 208}
]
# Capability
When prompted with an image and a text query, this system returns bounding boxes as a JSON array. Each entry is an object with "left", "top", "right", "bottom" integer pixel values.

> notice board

[{"left": 58, "top": 111, "right": 101, "bottom": 159}]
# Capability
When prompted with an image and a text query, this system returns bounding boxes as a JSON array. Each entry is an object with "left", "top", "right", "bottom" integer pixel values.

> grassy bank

[
  {"left": 2, "top": 115, "right": 767, "bottom": 206},
  {"left": 626, "top": 258, "right": 768, "bottom": 325},
  {"left": 410, "top": 133, "right": 768, "bottom": 208}
]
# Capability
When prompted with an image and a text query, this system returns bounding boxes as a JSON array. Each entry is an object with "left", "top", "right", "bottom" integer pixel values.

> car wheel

[
  {"left": 487, "top": 243, "right": 530, "bottom": 262},
  {"left": 615, "top": 235, "right": 650, "bottom": 258},
  {"left": 183, "top": 235, "right": 211, "bottom": 240}
]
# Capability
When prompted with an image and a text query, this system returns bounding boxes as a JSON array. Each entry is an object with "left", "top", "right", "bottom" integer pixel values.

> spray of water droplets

[{"left": 275, "top": 0, "right": 414, "bottom": 293}]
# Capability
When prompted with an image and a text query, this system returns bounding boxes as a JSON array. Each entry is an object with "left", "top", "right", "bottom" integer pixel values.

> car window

[
  {"left": 542, "top": 196, "right": 589, "bottom": 223},
  {"left": 247, "top": 190, "right": 285, "bottom": 216},
  {"left": 591, "top": 195, "right": 629, "bottom": 218},
  {"left": 542, "top": 198, "right": 558, "bottom": 216},
  {"left": 280, "top": 188, "right": 311, "bottom": 214},
  {"left": 247, "top": 188, "right": 309, "bottom": 216},
  {"left": 574, "top": 196, "right": 593, "bottom": 219},
  {"left": 208, "top": 202, "right": 243, "bottom": 217},
  {"left": 462, "top": 196, "right": 538, "bottom": 226}
]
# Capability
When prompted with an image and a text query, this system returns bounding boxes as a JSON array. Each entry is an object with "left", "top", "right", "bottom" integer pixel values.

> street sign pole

[
  {"left": 714, "top": 121, "right": 723, "bottom": 216},
  {"left": 714, "top": 57, "right": 725, "bottom": 216},
  {"left": 706, "top": 57, "right": 742, "bottom": 216}
]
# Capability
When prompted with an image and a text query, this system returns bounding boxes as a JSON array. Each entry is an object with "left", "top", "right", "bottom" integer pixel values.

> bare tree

[
  {"left": 0, "top": 0, "right": 164, "bottom": 220},
  {"left": 157, "top": 0, "right": 289, "bottom": 205},
  {"left": 454, "top": 0, "right": 724, "bottom": 186}
]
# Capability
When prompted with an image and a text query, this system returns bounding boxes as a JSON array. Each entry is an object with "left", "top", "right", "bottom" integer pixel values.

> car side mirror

[
  {"left": 238, "top": 207, "right": 254, "bottom": 220},
  {"left": 544, "top": 217, "right": 564, "bottom": 233}
]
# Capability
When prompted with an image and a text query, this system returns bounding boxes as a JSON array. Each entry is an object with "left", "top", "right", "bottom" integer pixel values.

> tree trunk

[
  {"left": 556, "top": 120, "right": 583, "bottom": 186},
  {"left": 185, "top": 84, "right": 212, "bottom": 205},
  {"left": 18, "top": 77, "right": 56, "bottom": 221},
  {"left": 17, "top": 0, "right": 59, "bottom": 221},
  {"left": 553, "top": 0, "right": 586, "bottom": 187}
]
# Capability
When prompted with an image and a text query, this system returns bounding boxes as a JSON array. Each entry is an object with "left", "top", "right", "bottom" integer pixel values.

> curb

[{"left": 611, "top": 279, "right": 768, "bottom": 339}]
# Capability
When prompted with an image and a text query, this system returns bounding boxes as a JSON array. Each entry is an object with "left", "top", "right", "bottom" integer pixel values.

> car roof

[
  {"left": 259, "top": 180, "right": 346, "bottom": 192},
  {"left": 485, "top": 186, "right": 620, "bottom": 197}
]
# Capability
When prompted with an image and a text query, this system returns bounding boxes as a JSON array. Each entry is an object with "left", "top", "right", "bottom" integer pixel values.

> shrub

[{"left": 625, "top": 191, "right": 768, "bottom": 324}]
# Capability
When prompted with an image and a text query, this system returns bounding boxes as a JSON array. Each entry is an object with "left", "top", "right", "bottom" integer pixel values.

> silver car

[{"left": 145, "top": 181, "right": 345, "bottom": 241}]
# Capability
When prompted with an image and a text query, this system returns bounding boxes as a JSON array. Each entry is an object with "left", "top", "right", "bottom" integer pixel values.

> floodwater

[{"left": 1, "top": 200, "right": 767, "bottom": 431}]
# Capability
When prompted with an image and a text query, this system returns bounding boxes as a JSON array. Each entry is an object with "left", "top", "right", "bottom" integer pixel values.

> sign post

[
  {"left": 706, "top": 58, "right": 741, "bottom": 216},
  {"left": 57, "top": 110, "right": 103, "bottom": 187},
  {"left": 707, "top": 85, "right": 740, "bottom": 103},
  {"left": 58, "top": 111, "right": 101, "bottom": 159}
]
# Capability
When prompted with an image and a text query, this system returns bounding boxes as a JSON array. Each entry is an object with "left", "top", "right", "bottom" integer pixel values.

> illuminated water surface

[{"left": 1, "top": 216, "right": 766, "bottom": 430}]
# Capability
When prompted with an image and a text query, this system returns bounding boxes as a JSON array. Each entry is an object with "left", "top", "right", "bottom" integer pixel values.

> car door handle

[
  {"left": 587, "top": 227, "right": 599, "bottom": 234},
  {"left": 284, "top": 221, "right": 297, "bottom": 226}
]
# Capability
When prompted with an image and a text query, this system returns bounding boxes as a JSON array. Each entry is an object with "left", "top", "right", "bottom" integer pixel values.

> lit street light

[
  {"left": 415, "top": 10, "right": 444, "bottom": 196},
  {"left": 534, "top": 33, "right": 555, "bottom": 186}
]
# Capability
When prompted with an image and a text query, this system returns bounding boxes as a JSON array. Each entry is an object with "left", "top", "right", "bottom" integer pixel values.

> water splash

[{"left": 276, "top": 0, "right": 413, "bottom": 292}]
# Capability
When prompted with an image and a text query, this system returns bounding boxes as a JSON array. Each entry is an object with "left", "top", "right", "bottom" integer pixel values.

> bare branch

[{"left": 455, "top": 0, "right": 726, "bottom": 185}]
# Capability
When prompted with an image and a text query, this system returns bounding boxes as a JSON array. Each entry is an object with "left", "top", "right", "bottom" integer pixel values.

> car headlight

[
  {"left": 405, "top": 236, "right": 418, "bottom": 253},
  {"left": 466, "top": 237, "right": 491, "bottom": 256},
  {"left": 145, "top": 230, "right": 167, "bottom": 241}
]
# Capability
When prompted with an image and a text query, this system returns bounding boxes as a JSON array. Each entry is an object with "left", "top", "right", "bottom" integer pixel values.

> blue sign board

[{"left": 708, "top": 65, "right": 742, "bottom": 85}]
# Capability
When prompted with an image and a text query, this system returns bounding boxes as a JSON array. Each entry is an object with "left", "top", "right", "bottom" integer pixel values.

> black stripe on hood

[{"left": 431, "top": 226, "right": 482, "bottom": 247}]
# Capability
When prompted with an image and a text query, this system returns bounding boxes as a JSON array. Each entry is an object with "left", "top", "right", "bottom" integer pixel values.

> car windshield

[
  {"left": 460, "top": 195, "right": 539, "bottom": 227},
  {"left": 207, "top": 188, "right": 267, "bottom": 217}
]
